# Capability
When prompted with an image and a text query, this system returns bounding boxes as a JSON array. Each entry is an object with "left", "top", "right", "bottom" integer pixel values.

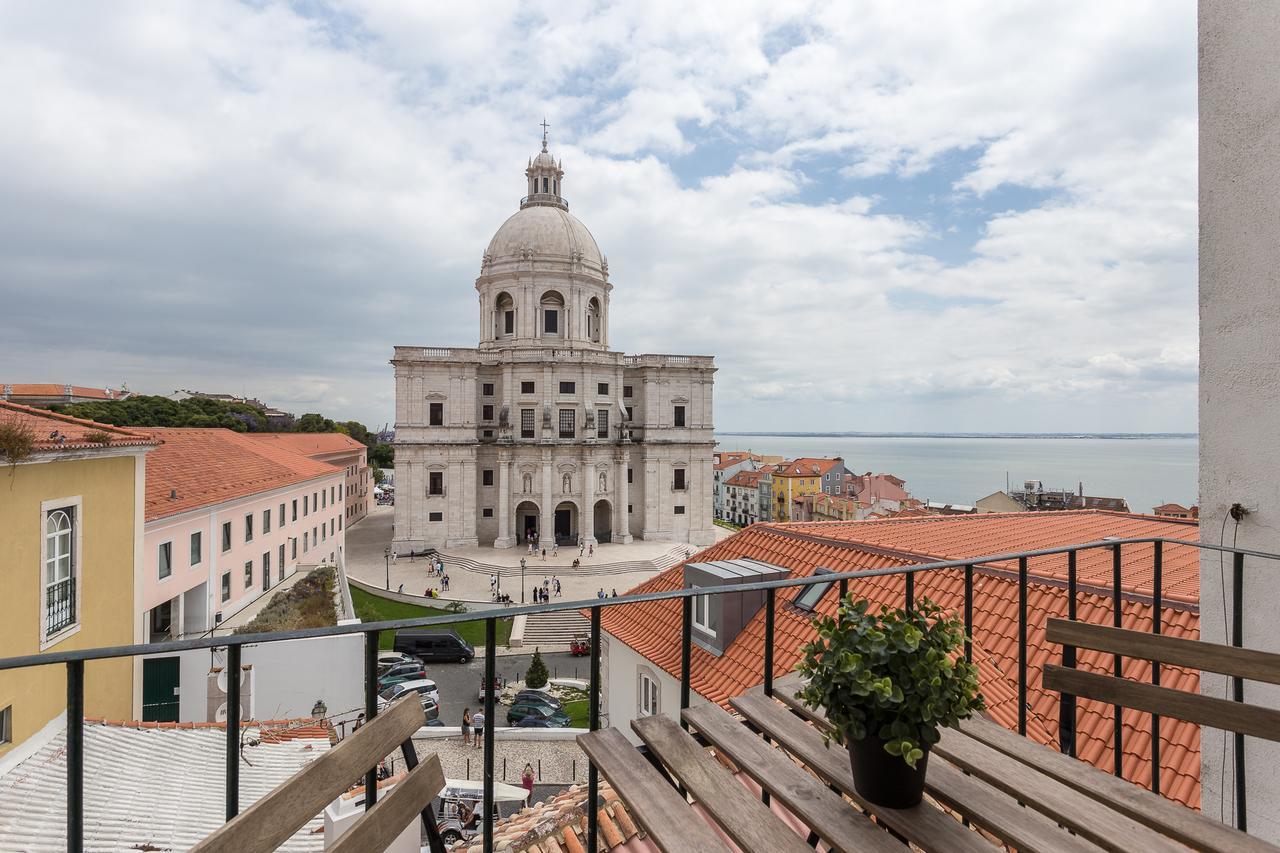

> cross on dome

[{"left": 540, "top": 117, "right": 550, "bottom": 151}]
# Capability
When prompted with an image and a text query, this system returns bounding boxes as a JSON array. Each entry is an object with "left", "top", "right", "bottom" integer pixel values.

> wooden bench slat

[
  {"left": 958, "top": 715, "right": 1279, "bottom": 853},
  {"left": 767, "top": 681, "right": 1103, "bottom": 853},
  {"left": 730, "top": 692, "right": 993, "bottom": 853},
  {"left": 577, "top": 728, "right": 734, "bottom": 853},
  {"left": 191, "top": 694, "right": 425, "bottom": 853},
  {"left": 1044, "top": 664, "right": 1280, "bottom": 742},
  {"left": 682, "top": 703, "right": 905, "bottom": 853},
  {"left": 1047, "top": 618, "right": 1280, "bottom": 685},
  {"left": 631, "top": 714, "right": 816, "bottom": 853},
  {"left": 932, "top": 727, "right": 1184, "bottom": 853},
  {"left": 330, "top": 754, "right": 445, "bottom": 853}
]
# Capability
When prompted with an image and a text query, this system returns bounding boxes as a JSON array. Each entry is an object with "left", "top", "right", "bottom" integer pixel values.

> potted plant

[{"left": 796, "top": 595, "right": 984, "bottom": 808}]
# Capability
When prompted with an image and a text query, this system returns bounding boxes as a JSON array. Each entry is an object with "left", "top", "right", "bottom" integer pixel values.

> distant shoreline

[{"left": 715, "top": 432, "right": 1198, "bottom": 440}]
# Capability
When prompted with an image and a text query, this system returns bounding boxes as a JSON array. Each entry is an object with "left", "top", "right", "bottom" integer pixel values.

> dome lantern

[{"left": 524, "top": 119, "right": 567, "bottom": 211}]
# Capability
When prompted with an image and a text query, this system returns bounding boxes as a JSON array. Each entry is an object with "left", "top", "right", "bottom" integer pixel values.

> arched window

[
  {"left": 542, "top": 176, "right": 549, "bottom": 193},
  {"left": 586, "top": 297, "right": 602, "bottom": 343},
  {"left": 540, "top": 290, "right": 565, "bottom": 336},
  {"left": 495, "top": 292, "right": 515, "bottom": 338},
  {"left": 44, "top": 507, "right": 76, "bottom": 635}
]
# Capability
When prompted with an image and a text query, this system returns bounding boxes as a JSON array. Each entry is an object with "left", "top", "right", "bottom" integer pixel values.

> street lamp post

[
  {"left": 384, "top": 547, "right": 391, "bottom": 591},
  {"left": 520, "top": 558, "right": 526, "bottom": 604}
]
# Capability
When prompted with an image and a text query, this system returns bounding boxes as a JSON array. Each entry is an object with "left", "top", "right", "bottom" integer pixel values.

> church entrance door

[
  {"left": 554, "top": 501, "right": 578, "bottom": 545},
  {"left": 516, "top": 501, "right": 539, "bottom": 545},
  {"left": 593, "top": 499, "right": 612, "bottom": 544}
]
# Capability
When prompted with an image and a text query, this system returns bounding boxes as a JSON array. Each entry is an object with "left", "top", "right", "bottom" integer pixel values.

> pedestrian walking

[
  {"left": 491, "top": 574, "right": 497, "bottom": 591},
  {"left": 541, "top": 547, "right": 547, "bottom": 561},
  {"left": 461, "top": 708, "right": 473, "bottom": 746},
  {"left": 542, "top": 578, "right": 549, "bottom": 598},
  {"left": 579, "top": 543, "right": 585, "bottom": 557},
  {"left": 442, "top": 573, "right": 450, "bottom": 591},
  {"left": 554, "top": 577, "right": 561, "bottom": 597},
  {"left": 589, "top": 543, "right": 594, "bottom": 557},
  {"left": 473, "top": 709, "right": 485, "bottom": 748},
  {"left": 437, "top": 557, "right": 445, "bottom": 576},
  {"left": 391, "top": 551, "right": 397, "bottom": 565},
  {"left": 397, "top": 583, "right": 404, "bottom": 594}
]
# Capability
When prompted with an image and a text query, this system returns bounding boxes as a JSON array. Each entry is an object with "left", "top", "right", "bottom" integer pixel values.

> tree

[
  {"left": 525, "top": 648, "right": 549, "bottom": 689},
  {"left": 372, "top": 464, "right": 385, "bottom": 485},
  {"left": 369, "top": 442, "right": 394, "bottom": 468},
  {"left": 294, "top": 413, "right": 336, "bottom": 433}
]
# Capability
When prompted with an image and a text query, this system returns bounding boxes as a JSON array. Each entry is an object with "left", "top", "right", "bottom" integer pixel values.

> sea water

[{"left": 715, "top": 434, "right": 1198, "bottom": 515}]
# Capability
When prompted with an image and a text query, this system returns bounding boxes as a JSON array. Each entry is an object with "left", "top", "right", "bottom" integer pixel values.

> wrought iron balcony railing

[
  {"left": 45, "top": 578, "right": 75, "bottom": 636},
  {"left": 0, "top": 535, "right": 1273, "bottom": 851}
]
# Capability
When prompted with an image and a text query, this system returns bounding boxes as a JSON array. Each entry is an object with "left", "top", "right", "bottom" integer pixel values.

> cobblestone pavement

[{"left": 346, "top": 506, "right": 712, "bottom": 603}]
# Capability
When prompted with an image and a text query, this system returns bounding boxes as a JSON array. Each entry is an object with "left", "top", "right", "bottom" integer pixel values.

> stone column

[
  {"left": 615, "top": 449, "right": 633, "bottom": 544},
  {"left": 641, "top": 452, "right": 660, "bottom": 540},
  {"left": 540, "top": 449, "right": 554, "bottom": 548},
  {"left": 583, "top": 449, "right": 597, "bottom": 546},
  {"left": 494, "top": 451, "right": 513, "bottom": 549}
]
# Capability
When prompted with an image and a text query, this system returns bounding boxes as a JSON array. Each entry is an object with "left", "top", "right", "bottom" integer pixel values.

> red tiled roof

[
  {"left": 774, "top": 457, "right": 843, "bottom": 477},
  {"left": 724, "top": 470, "right": 763, "bottom": 488},
  {"left": 0, "top": 401, "right": 158, "bottom": 453},
  {"left": 713, "top": 451, "right": 756, "bottom": 471},
  {"left": 81, "top": 715, "right": 335, "bottom": 744},
  {"left": 242, "top": 432, "right": 367, "bottom": 458},
  {"left": 603, "top": 511, "right": 1203, "bottom": 808},
  {"left": 144, "top": 428, "right": 342, "bottom": 520},
  {"left": 1, "top": 383, "right": 126, "bottom": 400}
]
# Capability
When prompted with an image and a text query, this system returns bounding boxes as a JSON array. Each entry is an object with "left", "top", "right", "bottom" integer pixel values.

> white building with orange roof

[
  {"left": 141, "top": 429, "right": 347, "bottom": 649},
  {"left": 0, "top": 382, "right": 132, "bottom": 407},
  {"left": 243, "top": 432, "right": 372, "bottom": 528},
  {"left": 713, "top": 450, "right": 759, "bottom": 522}
]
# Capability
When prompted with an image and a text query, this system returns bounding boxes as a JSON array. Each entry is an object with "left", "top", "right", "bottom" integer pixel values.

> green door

[{"left": 142, "top": 656, "right": 180, "bottom": 722}]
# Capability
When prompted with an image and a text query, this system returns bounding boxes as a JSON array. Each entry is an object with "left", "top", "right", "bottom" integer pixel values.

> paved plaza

[{"left": 345, "top": 506, "right": 728, "bottom": 605}]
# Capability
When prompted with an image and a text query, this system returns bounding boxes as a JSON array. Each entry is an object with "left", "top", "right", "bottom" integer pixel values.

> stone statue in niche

[
  {"left": 522, "top": 473, "right": 532, "bottom": 494},
  {"left": 562, "top": 473, "right": 572, "bottom": 494},
  {"left": 499, "top": 405, "right": 509, "bottom": 427},
  {"left": 599, "top": 471, "right": 607, "bottom": 493}
]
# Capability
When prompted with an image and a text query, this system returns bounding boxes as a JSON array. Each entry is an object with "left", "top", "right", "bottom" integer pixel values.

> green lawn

[
  {"left": 350, "top": 585, "right": 513, "bottom": 650},
  {"left": 562, "top": 699, "right": 589, "bottom": 728}
]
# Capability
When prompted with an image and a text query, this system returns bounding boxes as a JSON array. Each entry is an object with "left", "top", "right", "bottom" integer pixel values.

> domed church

[{"left": 392, "top": 128, "right": 716, "bottom": 552}]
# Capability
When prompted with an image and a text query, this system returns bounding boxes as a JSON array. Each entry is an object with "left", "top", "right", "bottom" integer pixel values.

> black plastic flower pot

[{"left": 848, "top": 735, "right": 929, "bottom": 808}]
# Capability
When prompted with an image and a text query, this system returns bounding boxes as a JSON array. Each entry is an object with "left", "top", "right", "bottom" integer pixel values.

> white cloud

[{"left": 0, "top": 0, "right": 1198, "bottom": 432}]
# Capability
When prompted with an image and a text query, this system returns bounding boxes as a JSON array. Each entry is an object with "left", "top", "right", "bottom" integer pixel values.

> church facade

[{"left": 392, "top": 133, "right": 716, "bottom": 552}]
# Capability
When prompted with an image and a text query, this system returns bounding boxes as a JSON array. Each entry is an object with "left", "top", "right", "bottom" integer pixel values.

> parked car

[
  {"left": 378, "top": 678, "right": 441, "bottom": 713},
  {"left": 381, "top": 661, "right": 427, "bottom": 681},
  {"left": 393, "top": 629, "right": 474, "bottom": 663},
  {"left": 376, "top": 651, "right": 419, "bottom": 675},
  {"left": 513, "top": 716, "right": 562, "bottom": 728},
  {"left": 378, "top": 667, "right": 427, "bottom": 692},
  {"left": 506, "top": 702, "right": 570, "bottom": 727},
  {"left": 512, "top": 690, "right": 562, "bottom": 711},
  {"left": 478, "top": 675, "right": 504, "bottom": 702}
]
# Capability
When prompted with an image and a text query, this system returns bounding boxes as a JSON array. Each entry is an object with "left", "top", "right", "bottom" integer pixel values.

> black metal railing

[
  {"left": 45, "top": 578, "right": 76, "bottom": 636},
  {"left": 0, "top": 535, "right": 1273, "bottom": 851}
]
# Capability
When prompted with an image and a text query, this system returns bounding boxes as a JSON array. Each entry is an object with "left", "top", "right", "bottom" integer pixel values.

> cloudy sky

[{"left": 1, "top": 1, "right": 1197, "bottom": 433}]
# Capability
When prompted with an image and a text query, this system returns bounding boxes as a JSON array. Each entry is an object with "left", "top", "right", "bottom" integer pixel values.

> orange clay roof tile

[
  {"left": 601, "top": 511, "right": 1203, "bottom": 808},
  {"left": 0, "top": 400, "right": 158, "bottom": 452},
  {"left": 144, "top": 428, "right": 343, "bottom": 520}
]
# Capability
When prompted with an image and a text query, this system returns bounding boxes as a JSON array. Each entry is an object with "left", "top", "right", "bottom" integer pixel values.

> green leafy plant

[
  {"left": 797, "top": 595, "right": 983, "bottom": 768},
  {"left": 0, "top": 416, "right": 36, "bottom": 482},
  {"left": 525, "top": 647, "right": 549, "bottom": 689}
]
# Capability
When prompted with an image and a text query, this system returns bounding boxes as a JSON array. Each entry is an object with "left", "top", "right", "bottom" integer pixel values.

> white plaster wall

[
  {"left": 173, "top": 634, "right": 364, "bottom": 725},
  {"left": 601, "top": 630, "right": 710, "bottom": 746},
  {"left": 1199, "top": 2, "right": 1280, "bottom": 840}
]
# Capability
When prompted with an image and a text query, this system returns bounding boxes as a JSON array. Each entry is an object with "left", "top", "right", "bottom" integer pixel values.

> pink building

[
  {"left": 242, "top": 433, "right": 371, "bottom": 528},
  {"left": 142, "top": 429, "right": 347, "bottom": 641}
]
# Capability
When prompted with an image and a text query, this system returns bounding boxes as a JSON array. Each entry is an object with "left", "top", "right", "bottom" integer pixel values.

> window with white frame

[
  {"left": 158, "top": 541, "right": 172, "bottom": 580},
  {"left": 638, "top": 670, "right": 660, "bottom": 717},
  {"left": 190, "top": 531, "right": 202, "bottom": 566},
  {"left": 692, "top": 588, "right": 715, "bottom": 635},
  {"left": 44, "top": 505, "right": 77, "bottom": 638},
  {"left": 243, "top": 561, "right": 252, "bottom": 588}
]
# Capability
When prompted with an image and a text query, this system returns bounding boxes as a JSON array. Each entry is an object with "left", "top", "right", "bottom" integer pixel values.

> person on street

[
  {"left": 397, "top": 583, "right": 404, "bottom": 594},
  {"left": 442, "top": 573, "right": 450, "bottom": 591},
  {"left": 611, "top": 588, "right": 618, "bottom": 597},
  {"left": 552, "top": 542, "right": 558, "bottom": 557},
  {"left": 521, "top": 763, "right": 535, "bottom": 795},
  {"left": 554, "top": 577, "right": 561, "bottom": 597},
  {"left": 473, "top": 709, "right": 485, "bottom": 748},
  {"left": 461, "top": 708, "right": 473, "bottom": 746},
  {"left": 541, "top": 547, "right": 547, "bottom": 561},
  {"left": 391, "top": 551, "right": 397, "bottom": 565},
  {"left": 589, "top": 543, "right": 594, "bottom": 557}
]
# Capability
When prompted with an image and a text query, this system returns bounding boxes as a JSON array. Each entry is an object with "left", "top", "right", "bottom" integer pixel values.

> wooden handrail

[{"left": 330, "top": 754, "right": 445, "bottom": 853}]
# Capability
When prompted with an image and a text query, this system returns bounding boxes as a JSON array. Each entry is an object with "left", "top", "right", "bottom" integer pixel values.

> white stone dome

[{"left": 484, "top": 205, "right": 604, "bottom": 268}]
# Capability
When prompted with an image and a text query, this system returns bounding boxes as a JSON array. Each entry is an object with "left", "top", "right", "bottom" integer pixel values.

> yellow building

[
  {"left": 0, "top": 402, "right": 155, "bottom": 755},
  {"left": 769, "top": 458, "right": 843, "bottom": 522}
]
